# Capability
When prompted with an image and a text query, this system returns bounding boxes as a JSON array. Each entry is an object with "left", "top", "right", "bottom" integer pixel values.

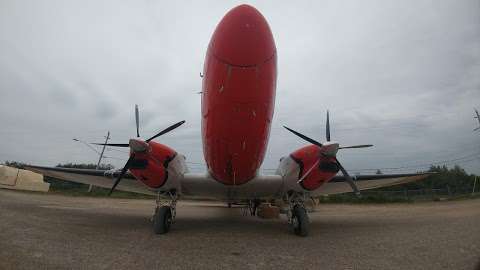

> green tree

[
  {"left": 3, "top": 161, "right": 28, "bottom": 169},
  {"left": 380, "top": 165, "right": 476, "bottom": 194}
]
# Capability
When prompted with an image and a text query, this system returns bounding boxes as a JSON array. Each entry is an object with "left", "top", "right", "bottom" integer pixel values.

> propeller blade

[
  {"left": 339, "top": 144, "right": 374, "bottom": 149},
  {"left": 146, "top": 120, "right": 186, "bottom": 142},
  {"left": 283, "top": 126, "right": 323, "bottom": 147},
  {"left": 92, "top": 143, "right": 129, "bottom": 147},
  {"left": 298, "top": 159, "right": 320, "bottom": 183},
  {"left": 109, "top": 155, "right": 135, "bottom": 195},
  {"left": 335, "top": 158, "right": 361, "bottom": 197},
  {"left": 135, "top": 104, "right": 140, "bottom": 138},
  {"left": 326, "top": 110, "right": 331, "bottom": 142}
]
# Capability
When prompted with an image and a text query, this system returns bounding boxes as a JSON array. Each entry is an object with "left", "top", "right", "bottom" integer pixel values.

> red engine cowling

[
  {"left": 129, "top": 142, "right": 177, "bottom": 189},
  {"left": 290, "top": 145, "right": 340, "bottom": 191}
]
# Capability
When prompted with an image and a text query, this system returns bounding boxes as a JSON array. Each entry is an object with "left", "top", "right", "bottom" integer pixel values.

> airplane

[
  {"left": 26, "top": 5, "right": 430, "bottom": 237},
  {"left": 474, "top": 108, "right": 480, "bottom": 131}
]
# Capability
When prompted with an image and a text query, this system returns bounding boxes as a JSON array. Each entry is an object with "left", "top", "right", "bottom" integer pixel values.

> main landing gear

[
  {"left": 153, "top": 191, "right": 177, "bottom": 234},
  {"left": 241, "top": 199, "right": 261, "bottom": 216},
  {"left": 286, "top": 192, "right": 309, "bottom": 237}
]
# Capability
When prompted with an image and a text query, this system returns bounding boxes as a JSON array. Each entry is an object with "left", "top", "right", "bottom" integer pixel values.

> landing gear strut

[
  {"left": 241, "top": 199, "right": 261, "bottom": 216},
  {"left": 249, "top": 199, "right": 260, "bottom": 216},
  {"left": 153, "top": 191, "right": 177, "bottom": 234},
  {"left": 286, "top": 192, "right": 309, "bottom": 237}
]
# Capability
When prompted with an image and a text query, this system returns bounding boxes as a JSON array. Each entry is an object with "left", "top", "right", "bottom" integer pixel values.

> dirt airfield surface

[{"left": 0, "top": 190, "right": 479, "bottom": 270}]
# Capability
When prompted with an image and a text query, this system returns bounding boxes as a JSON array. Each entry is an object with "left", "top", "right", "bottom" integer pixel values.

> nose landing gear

[
  {"left": 286, "top": 192, "right": 309, "bottom": 237},
  {"left": 153, "top": 205, "right": 172, "bottom": 234},
  {"left": 153, "top": 191, "right": 177, "bottom": 234}
]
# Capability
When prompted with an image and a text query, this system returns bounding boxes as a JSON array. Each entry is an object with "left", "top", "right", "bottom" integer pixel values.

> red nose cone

[{"left": 209, "top": 5, "right": 276, "bottom": 66}]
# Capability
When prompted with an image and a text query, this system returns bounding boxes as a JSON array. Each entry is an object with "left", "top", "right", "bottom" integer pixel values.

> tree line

[{"left": 378, "top": 165, "right": 478, "bottom": 194}]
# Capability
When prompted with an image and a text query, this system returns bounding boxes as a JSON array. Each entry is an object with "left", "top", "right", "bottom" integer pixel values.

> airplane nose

[{"left": 209, "top": 5, "right": 276, "bottom": 66}]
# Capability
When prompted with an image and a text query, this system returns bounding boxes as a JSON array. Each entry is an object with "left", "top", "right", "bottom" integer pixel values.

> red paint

[
  {"left": 202, "top": 5, "right": 277, "bottom": 185},
  {"left": 129, "top": 142, "right": 176, "bottom": 189},
  {"left": 290, "top": 145, "right": 339, "bottom": 191}
]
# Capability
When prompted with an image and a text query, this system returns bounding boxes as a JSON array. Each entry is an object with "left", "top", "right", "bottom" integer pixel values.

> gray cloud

[{"left": 0, "top": 0, "right": 479, "bottom": 174}]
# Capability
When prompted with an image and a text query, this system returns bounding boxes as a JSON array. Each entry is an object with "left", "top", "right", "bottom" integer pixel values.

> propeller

[
  {"left": 109, "top": 155, "right": 135, "bottom": 195},
  {"left": 145, "top": 120, "right": 186, "bottom": 142},
  {"left": 95, "top": 105, "right": 185, "bottom": 195},
  {"left": 284, "top": 110, "right": 371, "bottom": 196},
  {"left": 283, "top": 126, "right": 323, "bottom": 147},
  {"left": 326, "top": 110, "right": 331, "bottom": 142},
  {"left": 339, "top": 144, "right": 373, "bottom": 149},
  {"left": 135, "top": 104, "right": 140, "bottom": 138},
  {"left": 335, "top": 158, "right": 361, "bottom": 196}
]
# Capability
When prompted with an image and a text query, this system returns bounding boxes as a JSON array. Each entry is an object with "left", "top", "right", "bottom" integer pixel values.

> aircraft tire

[
  {"left": 153, "top": 206, "right": 172, "bottom": 234},
  {"left": 292, "top": 205, "right": 309, "bottom": 237}
]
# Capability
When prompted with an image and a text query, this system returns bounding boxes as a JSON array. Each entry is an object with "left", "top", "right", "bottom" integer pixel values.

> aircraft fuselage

[{"left": 201, "top": 5, "right": 277, "bottom": 185}]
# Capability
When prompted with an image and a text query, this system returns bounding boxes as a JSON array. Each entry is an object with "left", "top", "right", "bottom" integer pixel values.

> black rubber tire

[
  {"left": 292, "top": 205, "right": 309, "bottom": 237},
  {"left": 153, "top": 206, "right": 172, "bottom": 234}
]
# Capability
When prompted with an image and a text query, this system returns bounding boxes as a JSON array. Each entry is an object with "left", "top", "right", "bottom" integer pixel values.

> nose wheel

[
  {"left": 286, "top": 192, "right": 310, "bottom": 237},
  {"left": 291, "top": 205, "right": 309, "bottom": 236},
  {"left": 152, "top": 191, "right": 177, "bottom": 234},
  {"left": 153, "top": 206, "right": 172, "bottom": 234}
]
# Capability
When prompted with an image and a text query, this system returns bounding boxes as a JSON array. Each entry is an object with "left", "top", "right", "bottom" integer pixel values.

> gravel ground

[{"left": 0, "top": 189, "right": 479, "bottom": 270}]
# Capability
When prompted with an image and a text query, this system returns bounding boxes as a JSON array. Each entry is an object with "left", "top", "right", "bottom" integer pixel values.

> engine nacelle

[
  {"left": 277, "top": 145, "right": 340, "bottom": 191},
  {"left": 129, "top": 141, "right": 186, "bottom": 191}
]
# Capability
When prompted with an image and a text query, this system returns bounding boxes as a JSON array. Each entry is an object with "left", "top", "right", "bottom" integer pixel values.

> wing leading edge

[
  {"left": 25, "top": 165, "right": 154, "bottom": 195},
  {"left": 314, "top": 173, "right": 431, "bottom": 195}
]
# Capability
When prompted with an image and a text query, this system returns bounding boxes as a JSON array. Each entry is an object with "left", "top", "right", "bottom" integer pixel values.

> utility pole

[
  {"left": 88, "top": 131, "right": 110, "bottom": 193},
  {"left": 473, "top": 176, "right": 478, "bottom": 196},
  {"left": 474, "top": 108, "right": 480, "bottom": 131}
]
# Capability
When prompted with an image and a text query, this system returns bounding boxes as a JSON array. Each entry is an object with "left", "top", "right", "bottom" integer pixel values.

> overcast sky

[{"left": 0, "top": 0, "right": 479, "bottom": 175}]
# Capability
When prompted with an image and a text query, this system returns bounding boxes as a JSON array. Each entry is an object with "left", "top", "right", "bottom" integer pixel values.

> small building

[{"left": 0, "top": 165, "right": 50, "bottom": 192}]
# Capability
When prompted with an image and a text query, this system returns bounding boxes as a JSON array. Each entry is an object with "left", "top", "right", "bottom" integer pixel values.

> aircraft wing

[
  {"left": 25, "top": 165, "right": 154, "bottom": 195},
  {"left": 314, "top": 173, "right": 430, "bottom": 195},
  {"left": 179, "top": 172, "right": 431, "bottom": 199},
  {"left": 24, "top": 165, "right": 431, "bottom": 199}
]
